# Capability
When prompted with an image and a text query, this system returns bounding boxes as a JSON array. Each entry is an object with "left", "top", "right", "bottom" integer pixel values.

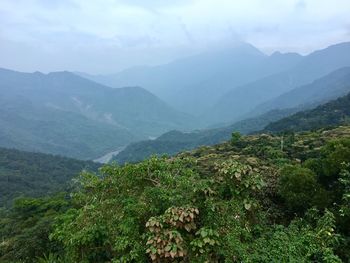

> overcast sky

[{"left": 1, "top": 0, "right": 350, "bottom": 74}]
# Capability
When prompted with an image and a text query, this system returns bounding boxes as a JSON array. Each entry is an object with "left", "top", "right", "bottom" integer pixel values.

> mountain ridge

[
  {"left": 80, "top": 42, "right": 303, "bottom": 116},
  {"left": 264, "top": 92, "right": 350, "bottom": 133},
  {"left": 205, "top": 42, "right": 350, "bottom": 124},
  {"left": 0, "top": 68, "right": 197, "bottom": 159},
  {"left": 248, "top": 66, "right": 350, "bottom": 115}
]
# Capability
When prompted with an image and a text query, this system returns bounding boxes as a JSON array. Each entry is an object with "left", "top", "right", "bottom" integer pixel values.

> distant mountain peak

[
  {"left": 270, "top": 51, "right": 302, "bottom": 58},
  {"left": 227, "top": 41, "right": 266, "bottom": 56},
  {"left": 33, "top": 71, "right": 44, "bottom": 75},
  {"left": 308, "top": 41, "right": 350, "bottom": 57}
]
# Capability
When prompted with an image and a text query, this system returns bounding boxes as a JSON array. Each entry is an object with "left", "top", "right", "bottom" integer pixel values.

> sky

[{"left": 1, "top": 0, "right": 350, "bottom": 74}]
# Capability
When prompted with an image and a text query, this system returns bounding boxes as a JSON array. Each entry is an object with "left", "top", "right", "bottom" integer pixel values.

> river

[{"left": 94, "top": 146, "right": 126, "bottom": 163}]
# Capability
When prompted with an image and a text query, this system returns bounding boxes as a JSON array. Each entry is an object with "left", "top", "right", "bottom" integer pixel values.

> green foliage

[
  {"left": 113, "top": 108, "right": 296, "bottom": 164},
  {"left": 0, "top": 147, "right": 100, "bottom": 207},
  {"left": 265, "top": 92, "right": 350, "bottom": 133},
  {"left": 2, "top": 125, "right": 350, "bottom": 262},
  {"left": 339, "top": 164, "right": 350, "bottom": 217},
  {"left": 145, "top": 206, "right": 200, "bottom": 261},
  {"left": 278, "top": 165, "right": 323, "bottom": 213},
  {"left": 0, "top": 194, "right": 70, "bottom": 262},
  {"left": 250, "top": 209, "right": 342, "bottom": 262},
  {"left": 320, "top": 138, "right": 350, "bottom": 179},
  {"left": 50, "top": 157, "right": 202, "bottom": 262},
  {"left": 231, "top": 131, "right": 242, "bottom": 145}
]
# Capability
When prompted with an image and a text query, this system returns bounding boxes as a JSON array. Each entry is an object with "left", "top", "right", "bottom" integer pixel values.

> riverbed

[{"left": 94, "top": 146, "right": 126, "bottom": 163}]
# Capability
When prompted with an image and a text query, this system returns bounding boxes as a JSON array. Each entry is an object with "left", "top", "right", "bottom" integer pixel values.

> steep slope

[
  {"left": 0, "top": 99, "right": 137, "bottom": 159},
  {"left": 206, "top": 42, "right": 350, "bottom": 124},
  {"left": 250, "top": 67, "right": 350, "bottom": 114},
  {"left": 264, "top": 92, "right": 350, "bottom": 133},
  {"left": 113, "top": 108, "right": 297, "bottom": 164},
  {"left": 0, "top": 68, "right": 196, "bottom": 159},
  {"left": 82, "top": 43, "right": 302, "bottom": 115},
  {"left": 0, "top": 147, "right": 100, "bottom": 207}
]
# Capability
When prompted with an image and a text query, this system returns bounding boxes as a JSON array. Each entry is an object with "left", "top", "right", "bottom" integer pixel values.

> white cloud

[{"left": 0, "top": 0, "right": 350, "bottom": 73}]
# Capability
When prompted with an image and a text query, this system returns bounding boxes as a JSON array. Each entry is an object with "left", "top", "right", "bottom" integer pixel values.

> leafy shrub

[
  {"left": 231, "top": 132, "right": 242, "bottom": 145},
  {"left": 278, "top": 165, "right": 323, "bottom": 213}
]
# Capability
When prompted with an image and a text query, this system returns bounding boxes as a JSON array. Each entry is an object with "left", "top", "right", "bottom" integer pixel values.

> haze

[{"left": 1, "top": 0, "right": 350, "bottom": 73}]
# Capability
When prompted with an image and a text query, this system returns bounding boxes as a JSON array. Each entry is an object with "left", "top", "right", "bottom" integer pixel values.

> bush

[
  {"left": 278, "top": 165, "right": 323, "bottom": 213},
  {"left": 231, "top": 132, "right": 242, "bottom": 145}
]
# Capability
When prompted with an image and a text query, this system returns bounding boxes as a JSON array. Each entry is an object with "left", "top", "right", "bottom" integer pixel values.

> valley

[{"left": 1, "top": 9, "right": 350, "bottom": 260}]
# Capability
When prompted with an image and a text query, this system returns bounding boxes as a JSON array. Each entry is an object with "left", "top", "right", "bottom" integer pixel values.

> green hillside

[
  {"left": 0, "top": 147, "right": 100, "bottom": 207},
  {"left": 264, "top": 92, "right": 350, "bottom": 133},
  {"left": 0, "top": 68, "right": 196, "bottom": 159},
  {"left": 1, "top": 125, "right": 349, "bottom": 262},
  {"left": 113, "top": 108, "right": 296, "bottom": 164}
]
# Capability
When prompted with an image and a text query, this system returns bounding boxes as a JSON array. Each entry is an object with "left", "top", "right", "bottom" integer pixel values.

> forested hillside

[
  {"left": 1, "top": 125, "right": 349, "bottom": 262},
  {"left": 115, "top": 89, "right": 350, "bottom": 165},
  {"left": 0, "top": 147, "right": 100, "bottom": 207},
  {"left": 265, "top": 92, "right": 350, "bottom": 133},
  {"left": 0, "top": 68, "right": 195, "bottom": 159},
  {"left": 113, "top": 108, "right": 296, "bottom": 164}
]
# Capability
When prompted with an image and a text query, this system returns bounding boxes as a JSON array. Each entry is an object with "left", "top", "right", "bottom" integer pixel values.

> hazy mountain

[
  {"left": 0, "top": 68, "right": 196, "bottom": 159},
  {"left": 81, "top": 43, "right": 303, "bottom": 115},
  {"left": 264, "top": 92, "right": 350, "bottom": 133},
  {"left": 112, "top": 108, "right": 297, "bottom": 164},
  {"left": 114, "top": 80, "right": 350, "bottom": 164},
  {"left": 205, "top": 42, "right": 350, "bottom": 124},
  {"left": 250, "top": 67, "right": 350, "bottom": 115}
]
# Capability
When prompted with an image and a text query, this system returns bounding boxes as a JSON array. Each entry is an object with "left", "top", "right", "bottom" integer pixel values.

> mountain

[
  {"left": 250, "top": 67, "right": 350, "bottom": 115},
  {"left": 206, "top": 42, "right": 350, "bottom": 124},
  {"left": 81, "top": 43, "right": 303, "bottom": 115},
  {"left": 0, "top": 147, "right": 100, "bottom": 207},
  {"left": 0, "top": 68, "right": 196, "bottom": 159},
  {"left": 112, "top": 108, "right": 297, "bottom": 164},
  {"left": 264, "top": 92, "right": 350, "bottom": 133},
  {"left": 113, "top": 81, "right": 350, "bottom": 164}
]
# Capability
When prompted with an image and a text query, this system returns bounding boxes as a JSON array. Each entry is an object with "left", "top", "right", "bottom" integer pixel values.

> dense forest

[
  {"left": 113, "top": 108, "right": 297, "bottom": 164},
  {"left": 264, "top": 92, "right": 350, "bottom": 133},
  {"left": 0, "top": 147, "right": 100, "bottom": 207},
  {"left": 1, "top": 125, "right": 349, "bottom": 262}
]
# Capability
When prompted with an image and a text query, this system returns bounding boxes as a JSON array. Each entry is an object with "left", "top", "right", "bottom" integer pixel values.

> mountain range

[
  {"left": 250, "top": 66, "right": 350, "bottom": 115},
  {"left": 206, "top": 42, "right": 350, "bottom": 124},
  {"left": 2, "top": 41, "right": 350, "bottom": 160},
  {"left": 80, "top": 43, "right": 303, "bottom": 116},
  {"left": 82, "top": 42, "right": 350, "bottom": 126},
  {"left": 0, "top": 68, "right": 195, "bottom": 159},
  {"left": 113, "top": 87, "right": 350, "bottom": 164}
]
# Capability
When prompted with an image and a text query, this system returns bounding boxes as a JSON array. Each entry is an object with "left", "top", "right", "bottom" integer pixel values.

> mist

[{"left": 1, "top": 0, "right": 350, "bottom": 73}]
